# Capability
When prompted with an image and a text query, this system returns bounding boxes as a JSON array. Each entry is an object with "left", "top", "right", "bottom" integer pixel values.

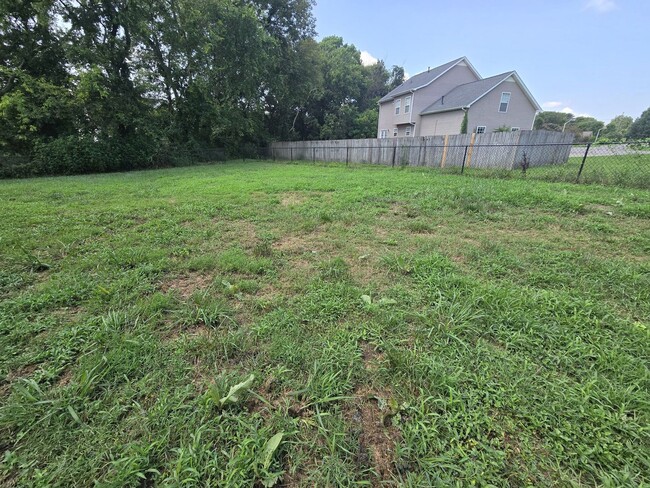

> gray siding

[
  {"left": 412, "top": 63, "right": 478, "bottom": 135},
  {"left": 377, "top": 62, "right": 479, "bottom": 138},
  {"left": 419, "top": 111, "right": 464, "bottom": 136},
  {"left": 467, "top": 79, "right": 537, "bottom": 133}
]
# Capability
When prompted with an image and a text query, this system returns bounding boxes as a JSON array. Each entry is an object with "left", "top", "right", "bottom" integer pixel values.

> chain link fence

[
  {"left": 259, "top": 142, "right": 650, "bottom": 190},
  {"left": 2, "top": 141, "right": 649, "bottom": 189}
]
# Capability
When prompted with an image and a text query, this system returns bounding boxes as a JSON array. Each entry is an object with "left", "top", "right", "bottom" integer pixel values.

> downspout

[
  {"left": 409, "top": 90, "right": 415, "bottom": 137},
  {"left": 531, "top": 110, "right": 539, "bottom": 130}
]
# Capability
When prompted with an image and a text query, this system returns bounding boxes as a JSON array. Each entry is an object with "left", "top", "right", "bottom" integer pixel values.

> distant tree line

[
  {"left": 534, "top": 110, "right": 650, "bottom": 142},
  {"left": 0, "top": 0, "right": 404, "bottom": 176}
]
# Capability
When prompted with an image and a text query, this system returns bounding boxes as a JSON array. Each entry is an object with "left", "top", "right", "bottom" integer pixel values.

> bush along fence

[{"left": 268, "top": 132, "right": 650, "bottom": 189}]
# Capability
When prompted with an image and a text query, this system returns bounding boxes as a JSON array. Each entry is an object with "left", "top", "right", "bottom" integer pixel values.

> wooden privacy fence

[{"left": 269, "top": 130, "right": 575, "bottom": 170}]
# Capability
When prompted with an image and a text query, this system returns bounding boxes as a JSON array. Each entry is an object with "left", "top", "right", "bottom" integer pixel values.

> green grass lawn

[
  {"left": 457, "top": 153, "right": 650, "bottom": 189},
  {"left": 529, "top": 153, "right": 650, "bottom": 188},
  {"left": 1, "top": 161, "right": 649, "bottom": 486}
]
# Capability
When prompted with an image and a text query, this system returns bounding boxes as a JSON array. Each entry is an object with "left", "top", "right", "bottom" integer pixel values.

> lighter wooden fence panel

[{"left": 269, "top": 131, "right": 575, "bottom": 169}]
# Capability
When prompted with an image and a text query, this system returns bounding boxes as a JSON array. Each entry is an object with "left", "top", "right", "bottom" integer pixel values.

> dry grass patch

[
  {"left": 280, "top": 192, "right": 308, "bottom": 207},
  {"left": 160, "top": 273, "right": 213, "bottom": 299},
  {"left": 218, "top": 219, "right": 259, "bottom": 249}
]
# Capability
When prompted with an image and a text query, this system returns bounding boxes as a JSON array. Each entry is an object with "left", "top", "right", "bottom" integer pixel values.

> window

[
  {"left": 476, "top": 126, "right": 486, "bottom": 134},
  {"left": 380, "top": 129, "right": 388, "bottom": 139},
  {"left": 404, "top": 96, "right": 411, "bottom": 114},
  {"left": 499, "top": 92, "right": 511, "bottom": 113},
  {"left": 393, "top": 128, "right": 398, "bottom": 137},
  {"left": 405, "top": 126, "right": 412, "bottom": 136},
  {"left": 395, "top": 99, "right": 401, "bottom": 115},
  {"left": 511, "top": 127, "right": 520, "bottom": 132}
]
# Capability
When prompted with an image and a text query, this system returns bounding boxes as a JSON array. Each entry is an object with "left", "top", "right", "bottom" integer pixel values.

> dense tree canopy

[
  {"left": 602, "top": 114, "right": 633, "bottom": 140},
  {"left": 534, "top": 111, "right": 607, "bottom": 141},
  {"left": 0, "top": 0, "right": 404, "bottom": 176},
  {"left": 628, "top": 108, "right": 650, "bottom": 139},
  {"left": 533, "top": 111, "right": 573, "bottom": 132}
]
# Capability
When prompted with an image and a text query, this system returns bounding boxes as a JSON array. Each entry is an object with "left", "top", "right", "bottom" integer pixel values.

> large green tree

[
  {"left": 0, "top": 0, "right": 404, "bottom": 175},
  {"left": 533, "top": 111, "right": 573, "bottom": 131},
  {"left": 603, "top": 114, "right": 633, "bottom": 140},
  {"left": 0, "top": 0, "right": 73, "bottom": 153},
  {"left": 628, "top": 108, "right": 650, "bottom": 139},
  {"left": 291, "top": 37, "right": 403, "bottom": 140},
  {"left": 573, "top": 116, "right": 604, "bottom": 134}
]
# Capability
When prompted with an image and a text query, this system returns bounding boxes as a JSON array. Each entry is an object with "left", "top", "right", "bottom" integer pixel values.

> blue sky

[{"left": 313, "top": 0, "right": 648, "bottom": 123}]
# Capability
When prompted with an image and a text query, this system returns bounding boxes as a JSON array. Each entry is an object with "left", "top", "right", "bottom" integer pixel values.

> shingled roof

[
  {"left": 419, "top": 72, "right": 515, "bottom": 115},
  {"left": 378, "top": 57, "right": 479, "bottom": 104},
  {"left": 419, "top": 71, "right": 541, "bottom": 115}
]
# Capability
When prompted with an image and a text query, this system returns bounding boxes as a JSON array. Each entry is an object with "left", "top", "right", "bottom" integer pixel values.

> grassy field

[
  {"left": 456, "top": 153, "right": 650, "bottom": 189},
  {"left": 1, "top": 161, "right": 649, "bottom": 487},
  {"left": 529, "top": 153, "right": 650, "bottom": 188}
]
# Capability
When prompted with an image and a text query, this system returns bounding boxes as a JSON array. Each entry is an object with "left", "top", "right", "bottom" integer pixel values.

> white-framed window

[
  {"left": 511, "top": 127, "right": 520, "bottom": 132},
  {"left": 393, "top": 128, "right": 398, "bottom": 137},
  {"left": 404, "top": 95, "right": 411, "bottom": 114},
  {"left": 499, "top": 92, "right": 511, "bottom": 113},
  {"left": 405, "top": 126, "right": 412, "bottom": 136},
  {"left": 380, "top": 129, "right": 388, "bottom": 139},
  {"left": 395, "top": 99, "right": 401, "bottom": 115},
  {"left": 476, "top": 126, "right": 486, "bottom": 134}
]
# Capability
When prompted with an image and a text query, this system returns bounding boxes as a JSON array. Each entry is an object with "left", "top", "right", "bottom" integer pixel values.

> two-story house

[{"left": 377, "top": 57, "right": 541, "bottom": 138}]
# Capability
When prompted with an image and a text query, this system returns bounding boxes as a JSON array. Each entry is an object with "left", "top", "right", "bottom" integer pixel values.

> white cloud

[
  {"left": 542, "top": 101, "right": 563, "bottom": 109},
  {"left": 360, "top": 51, "right": 378, "bottom": 67},
  {"left": 559, "top": 106, "right": 592, "bottom": 117},
  {"left": 584, "top": 0, "right": 617, "bottom": 13}
]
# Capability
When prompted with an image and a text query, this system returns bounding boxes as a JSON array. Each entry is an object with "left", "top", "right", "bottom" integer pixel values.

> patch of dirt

[
  {"left": 255, "top": 283, "right": 289, "bottom": 306},
  {"left": 55, "top": 368, "right": 73, "bottom": 388},
  {"left": 348, "top": 341, "right": 402, "bottom": 482},
  {"left": 348, "top": 247, "right": 390, "bottom": 288},
  {"left": 160, "top": 273, "right": 213, "bottom": 299},
  {"left": 2, "top": 363, "right": 40, "bottom": 398},
  {"left": 272, "top": 230, "right": 326, "bottom": 255},
  {"left": 388, "top": 202, "right": 406, "bottom": 215},
  {"left": 273, "top": 235, "right": 310, "bottom": 253},
  {"left": 382, "top": 202, "right": 418, "bottom": 220},
  {"left": 164, "top": 324, "right": 213, "bottom": 343},
  {"left": 374, "top": 226, "right": 390, "bottom": 240},
  {"left": 280, "top": 192, "right": 308, "bottom": 207},
  {"left": 6, "top": 363, "right": 39, "bottom": 382},
  {"left": 219, "top": 220, "right": 259, "bottom": 249},
  {"left": 360, "top": 340, "right": 385, "bottom": 372},
  {"left": 586, "top": 203, "right": 615, "bottom": 213},
  {"left": 347, "top": 386, "right": 402, "bottom": 482},
  {"left": 450, "top": 254, "right": 467, "bottom": 264}
]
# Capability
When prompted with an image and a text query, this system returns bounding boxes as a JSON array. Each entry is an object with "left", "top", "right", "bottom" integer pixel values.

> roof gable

[
  {"left": 419, "top": 71, "right": 541, "bottom": 115},
  {"left": 378, "top": 57, "right": 481, "bottom": 104}
]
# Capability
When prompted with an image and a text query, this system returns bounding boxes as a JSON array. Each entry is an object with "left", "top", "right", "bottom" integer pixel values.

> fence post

[
  {"left": 313, "top": 147, "right": 316, "bottom": 162},
  {"left": 272, "top": 146, "right": 275, "bottom": 161},
  {"left": 461, "top": 145, "right": 469, "bottom": 174},
  {"left": 441, "top": 135, "right": 449, "bottom": 168},
  {"left": 392, "top": 143, "right": 397, "bottom": 167},
  {"left": 346, "top": 145, "right": 349, "bottom": 166},
  {"left": 290, "top": 147, "right": 293, "bottom": 162},
  {"left": 576, "top": 143, "right": 591, "bottom": 183}
]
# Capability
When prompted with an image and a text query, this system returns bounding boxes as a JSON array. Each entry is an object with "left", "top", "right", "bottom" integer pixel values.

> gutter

[{"left": 421, "top": 105, "right": 468, "bottom": 116}]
